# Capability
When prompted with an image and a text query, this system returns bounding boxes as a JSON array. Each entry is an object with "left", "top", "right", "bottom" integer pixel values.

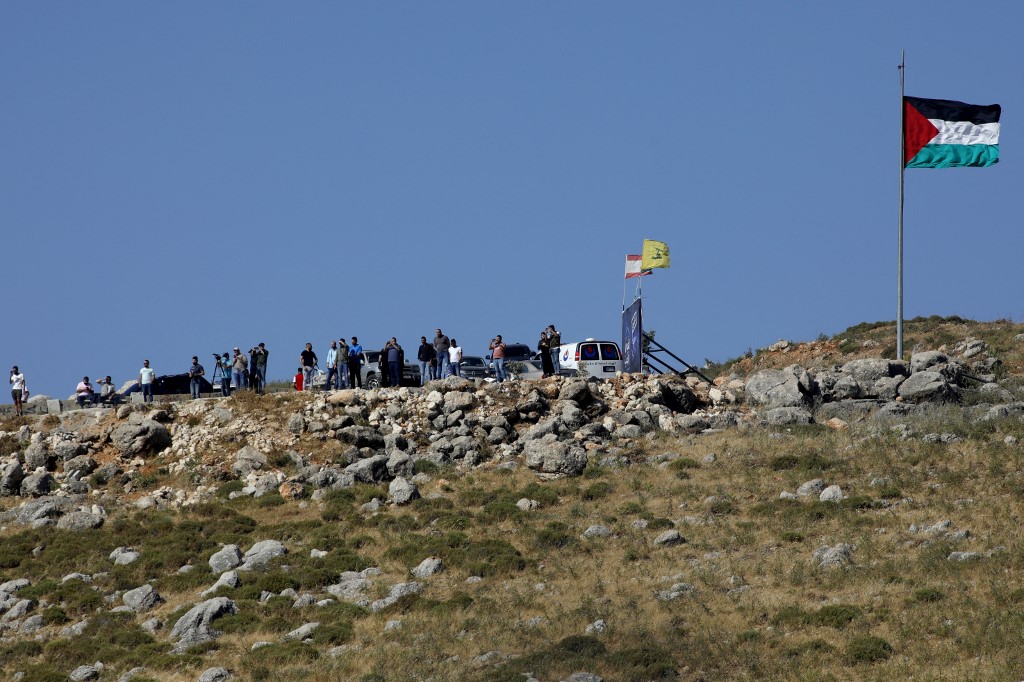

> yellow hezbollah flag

[{"left": 641, "top": 239, "right": 670, "bottom": 269}]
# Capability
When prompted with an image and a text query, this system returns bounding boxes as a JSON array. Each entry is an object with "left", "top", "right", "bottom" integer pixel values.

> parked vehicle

[
  {"left": 458, "top": 355, "right": 492, "bottom": 380},
  {"left": 486, "top": 342, "right": 534, "bottom": 370},
  {"left": 557, "top": 339, "right": 624, "bottom": 378},
  {"left": 359, "top": 350, "right": 421, "bottom": 389},
  {"left": 129, "top": 373, "right": 215, "bottom": 395},
  {"left": 505, "top": 359, "right": 546, "bottom": 381}
]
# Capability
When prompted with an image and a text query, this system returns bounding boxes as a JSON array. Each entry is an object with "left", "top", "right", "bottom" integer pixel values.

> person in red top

[
  {"left": 489, "top": 335, "right": 507, "bottom": 382},
  {"left": 293, "top": 368, "right": 304, "bottom": 392}
]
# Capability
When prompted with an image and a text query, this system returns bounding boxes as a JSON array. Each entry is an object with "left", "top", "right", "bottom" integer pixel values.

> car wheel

[{"left": 366, "top": 374, "right": 380, "bottom": 390}]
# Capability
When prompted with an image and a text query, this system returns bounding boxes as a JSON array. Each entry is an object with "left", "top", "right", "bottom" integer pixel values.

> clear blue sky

[{"left": 3, "top": 2, "right": 1022, "bottom": 397}]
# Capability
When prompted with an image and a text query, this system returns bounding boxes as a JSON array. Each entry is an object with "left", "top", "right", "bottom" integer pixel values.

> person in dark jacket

[
  {"left": 377, "top": 342, "right": 390, "bottom": 388},
  {"left": 387, "top": 338, "right": 403, "bottom": 388},
  {"left": 539, "top": 330, "right": 554, "bottom": 377},
  {"left": 417, "top": 336, "right": 435, "bottom": 386}
]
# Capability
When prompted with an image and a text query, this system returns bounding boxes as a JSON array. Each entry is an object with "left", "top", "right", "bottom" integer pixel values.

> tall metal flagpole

[{"left": 897, "top": 50, "right": 906, "bottom": 360}]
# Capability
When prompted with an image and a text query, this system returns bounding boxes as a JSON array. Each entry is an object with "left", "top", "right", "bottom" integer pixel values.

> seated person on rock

[
  {"left": 97, "top": 376, "right": 120, "bottom": 406},
  {"left": 76, "top": 376, "right": 96, "bottom": 407}
]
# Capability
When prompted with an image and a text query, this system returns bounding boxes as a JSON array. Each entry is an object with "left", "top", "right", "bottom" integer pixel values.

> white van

[{"left": 557, "top": 339, "right": 625, "bottom": 378}]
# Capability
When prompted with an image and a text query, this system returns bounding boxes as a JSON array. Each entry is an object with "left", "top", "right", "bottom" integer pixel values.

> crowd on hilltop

[{"left": 6, "top": 325, "right": 564, "bottom": 415}]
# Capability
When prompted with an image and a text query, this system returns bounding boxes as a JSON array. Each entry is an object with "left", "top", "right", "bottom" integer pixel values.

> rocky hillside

[{"left": 1, "top": 318, "right": 1023, "bottom": 681}]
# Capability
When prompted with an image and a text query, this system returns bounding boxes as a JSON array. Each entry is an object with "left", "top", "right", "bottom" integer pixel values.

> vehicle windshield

[
  {"left": 505, "top": 344, "right": 531, "bottom": 358},
  {"left": 365, "top": 351, "right": 380, "bottom": 363},
  {"left": 463, "top": 357, "right": 485, "bottom": 367}
]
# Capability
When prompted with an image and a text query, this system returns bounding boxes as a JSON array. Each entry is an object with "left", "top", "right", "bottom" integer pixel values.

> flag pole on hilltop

[
  {"left": 897, "top": 56, "right": 1000, "bottom": 360},
  {"left": 897, "top": 50, "right": 906, "bottom": 360}
]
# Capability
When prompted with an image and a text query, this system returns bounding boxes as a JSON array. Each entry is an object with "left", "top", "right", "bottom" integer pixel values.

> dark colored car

[
  {"left": 486, "top": 342, "right": 534, "bottom": 369},
  {"left": 459, "top": 355, "right": 492, "bottom": 380},
  {"left": 148, "top": 373, "right": 214, "bottom": 395},
  {"left": 360, "top": 351, "right": 421, "bottom": 389}
]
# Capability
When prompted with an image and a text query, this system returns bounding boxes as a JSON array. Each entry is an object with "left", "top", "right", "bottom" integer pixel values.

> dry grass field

[
  {"left": 3, "top": 401, "right": 1024, "bottom": 681},
  {"left": 2, "top": 317, "right": 1024, "bottom": 681}
]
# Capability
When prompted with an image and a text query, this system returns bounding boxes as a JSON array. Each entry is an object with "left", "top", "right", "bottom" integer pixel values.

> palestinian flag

[{"left": 904, "top": 96, "right": 1001, "bottom": 169}]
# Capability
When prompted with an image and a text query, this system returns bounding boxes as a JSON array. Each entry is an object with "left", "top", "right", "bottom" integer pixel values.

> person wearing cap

[
  {"left": 231, "top": 348, "right": 249, "bottom": 390},
  {"left": 216, "top": 353, "right": 232, "bottom": 397}
]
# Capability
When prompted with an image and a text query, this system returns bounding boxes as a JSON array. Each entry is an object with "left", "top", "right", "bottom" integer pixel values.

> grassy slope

[
  {"left": 707, "top": 316, "right": 1024, "bottom": 377},
  {"left": 2, "top": 317, "right": 1024, "bottom": 681}
]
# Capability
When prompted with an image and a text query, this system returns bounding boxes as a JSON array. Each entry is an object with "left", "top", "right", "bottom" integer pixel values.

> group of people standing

[
  {"left": 203, "top": 343, "right": 269, "bottom": 398},
  {"left": 417, "top": 329, "right": 463, "bottom": 385},
  {"left": 296, "top": 337, "right": 366, "bottom": 392},
  {"left": 6, "top": 323, "right": 564, "bottom": 412},
  {"left": 538, "top": 324, "right": 562, "bottom": 377}
]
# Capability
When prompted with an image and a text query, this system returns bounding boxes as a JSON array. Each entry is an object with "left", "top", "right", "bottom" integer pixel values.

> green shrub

[
  {"left": 535, "top": 522, "right": 578, "bottom": 550},
  {"left": 581, "top": 481, "right": 613, "bottom": 501},
  {"left": 41, "top": 606, "right": 69, "bottom": 625},
  {"left": 812, "top": 604, "right": 861, "bottom": 629},
  {"left": 912, "top": 587, "right": 945, "bottom": 603},
  {"left": 216, "top": 480, "right": 245, "bottom": 498},
  {"left": 480, "top": 499, "right": 522, "bottom": 523},
  {"left": 781, "top": 531, "right": 804, "bottom": 543},
  {"left": 518, "top": 482, "right": 561, "bottom": 507},
  {"left": 413, "top": 459, "right": 440, "bottom": 475},
  {"left": 845, "top": 635, "right": 893, "bottom": 664},
  {"left": 244, "top": 640, "right": 320, "bottom": 667},
  {"left": 770, "top": 455, "right": 799, "bottom": 470}
]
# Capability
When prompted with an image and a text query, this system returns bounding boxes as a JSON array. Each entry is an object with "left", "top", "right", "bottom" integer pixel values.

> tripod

[{"left": 211, "top": 357, "right": 225, "bottom": 397}]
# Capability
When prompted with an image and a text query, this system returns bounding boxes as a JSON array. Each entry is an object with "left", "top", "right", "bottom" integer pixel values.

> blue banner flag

[{"left": 622, "top": 299, "right": 643, "bottom": 374}]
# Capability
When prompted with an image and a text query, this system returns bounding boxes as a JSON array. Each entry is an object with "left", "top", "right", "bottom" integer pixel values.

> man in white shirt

[
  {"left": 139, "top": 360, "right": 155, "bottom": 403},
  {"left": 76, "top": 377, "right": 96, "bottom": 407},
  {"left": 9, "top": 366, "right": 26, "bottom": 416},
  {"left": 448, "top": 339, "right": 463, "bottom": 378},
  {"left": 325, "top": 340, "right": 340, "bottom": 390}
]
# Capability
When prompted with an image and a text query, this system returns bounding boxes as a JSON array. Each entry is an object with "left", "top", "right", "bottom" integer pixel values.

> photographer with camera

[
  {"left": 215, "top": 353, "right": 231, "bottom": 397},
  {"left": 489, "top": 335, "right": 507, "bottom": 383},
  {"left": 231, "top": 348, "right": 248, "bottom": 390},
  {"left": 252, "top": 343, "right": 268, "bottom": 394}
]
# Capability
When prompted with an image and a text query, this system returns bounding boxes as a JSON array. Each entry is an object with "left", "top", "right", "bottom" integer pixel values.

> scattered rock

[
  {"left": 197, "top": 667, "right": 232, "bottom": 682},
  {"left": 209, "top": 545, "right": 243, "bottom": 574},
  {"left": 169, "top": 597, "right": 238, "bottom": 652},
  {"left": 796, "top": 479, "right": 826, "bottom": 497},
  {"left": 389, "top": 477, "right": 420, "bottom": 505},
  {"left": 653, "top": 530, "right": 685, "bottom": 546},
  {"left": 411, "top": 557, "right": 443, "bottom": 578},
  {"left": 283, "top": 622, "right": 320, "bottom": 641},
  {"left": 819, "top": 485, "right": 844, "bottom": 503},
  {"left": 582, "top": 525, "right": 612, "bottom": 539},
  {"left": 110, "top": 547, "right": 141, "bottom": 565},
  {"left": 238, "top": 540, "right": 287, "bottom": 571},
  {"left": 813, "top": 543, "right": 854, "bottom": 568},
  {"left": 122, "top": 584, "right": 162, "bottom": 612}
]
